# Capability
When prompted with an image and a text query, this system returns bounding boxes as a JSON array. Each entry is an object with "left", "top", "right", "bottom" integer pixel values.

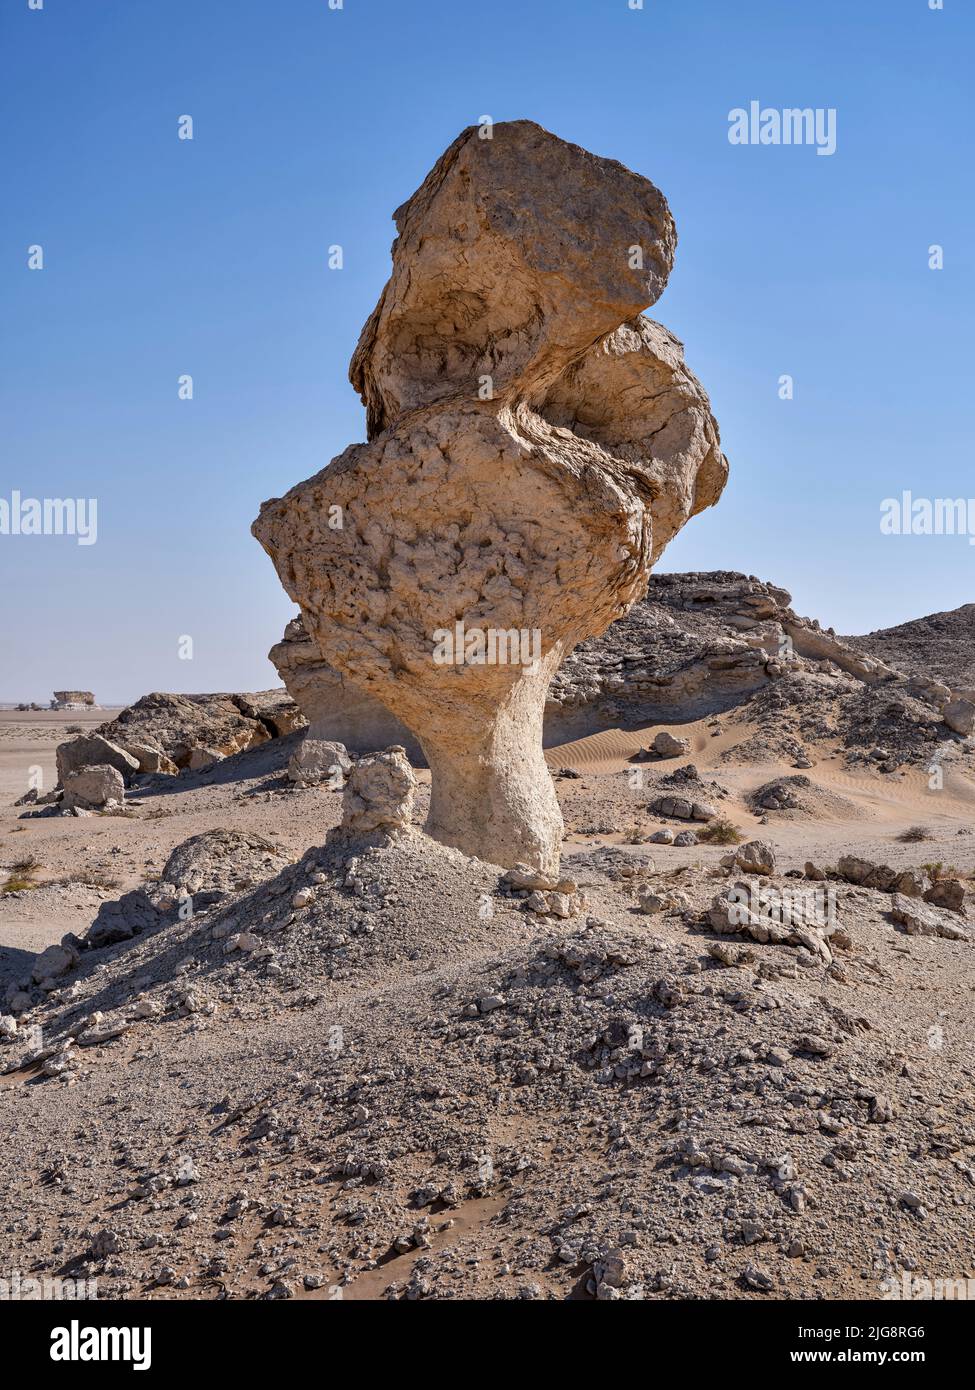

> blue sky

[{"left": 1, "top": 0, "right": 972, "bottom": 703}]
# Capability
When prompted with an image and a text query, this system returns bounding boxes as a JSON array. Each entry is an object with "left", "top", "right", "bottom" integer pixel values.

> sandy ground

[
  {"left": 2, "top": 708, "right": 974, "bottom": 1303},
  {"left": 3, "top": 708, "right": 973, "bottom": 969}
]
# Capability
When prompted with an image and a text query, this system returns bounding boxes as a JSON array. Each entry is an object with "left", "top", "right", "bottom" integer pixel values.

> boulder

[
  {"left": 734, "top": 840, "right": 776, "bottom": 875},
  {"left": 341, "top": 747, "right": 416, "bottom": 837},
  {"left": 890, "top": 894, "right": 970, "bottom": 941},
  {"left": 923, "top": 878, "right": 966, "bottom": 914},
  {"left": 288, "top": 730, "right": 353, "bottom": 786},
  {"left": 650, "top": 796, "right": 693, "bottom": 820},
  {"left": 61, "top": 764, "right": 125, "bottom": 810},
  {"left": 56, "top": 734, "right": 139, "bottom": 785},
  {"left": 31, "top": 940, "right": 79, "bottom": 984},
  {"left": 652, "top": 731, "right": 690, "bottom": 758},
  {"left": 892, "top": 868, "right": 931, "bottom": 898},
  {"left": 942, "top": 697, "right": 975, "bottom": 737},
  {"left": 837, "top": 856, "right": 905, "bottom": 893},
  {"left": 116, "top": 741, "right": 178, "bottom": 776}
]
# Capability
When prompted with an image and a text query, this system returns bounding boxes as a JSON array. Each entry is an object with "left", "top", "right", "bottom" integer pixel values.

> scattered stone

[
  {"left": 652, "top": 731, "right": 691, "bottom": 758},
  {"left": 733, "top": 840, "right": 776, "bottom": 875},
  {"left": 288, "top": 736, "right": 352, "bottom": 787},
  {"left": 889, "top": 894, "right": 970, "bottom": 941}
]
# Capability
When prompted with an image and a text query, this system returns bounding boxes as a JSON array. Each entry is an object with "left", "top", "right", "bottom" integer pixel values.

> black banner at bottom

[{"left": 3, "top": 1297, "right": 967, "bottom": 1375}]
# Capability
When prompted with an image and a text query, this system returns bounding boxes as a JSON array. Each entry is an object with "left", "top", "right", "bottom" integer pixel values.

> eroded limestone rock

[
  {"left": 56, "top": 734, "right": 139, "bottom": 785},
  {"left": 341, "top": 748, "right": 416, "bottom": 838},
  {"left": 61, "top": 764, "right": 125, "bottom": 810},
  {"left": 288, "top": 734, "right": 352, "bottom": 786},
  {"left": 254, "top": 121, "right": 726, "bottom": 873}
]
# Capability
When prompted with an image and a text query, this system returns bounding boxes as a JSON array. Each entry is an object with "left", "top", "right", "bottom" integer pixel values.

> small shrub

[
  {"left": 699, "top": 817, "right": 742, "bottom": 846},
  {"left": 54, "top": 871, "right": 121, "bottom": 891},
  {"left": 899, "top": 825, "right": 933, "bottom": 843},
  {"left": 921, "top": 862, "right": 965, "bottom": 881},
  {"left": 10, "top": 854, "right": 41, "bottom": 877},
  {"left": 2, "top": 875, "right": 40, "bottom": 894}
]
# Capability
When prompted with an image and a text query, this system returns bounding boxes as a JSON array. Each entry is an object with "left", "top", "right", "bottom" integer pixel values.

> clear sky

[{"left": 1, "top": 0, "right": 972, "bottom": 703}]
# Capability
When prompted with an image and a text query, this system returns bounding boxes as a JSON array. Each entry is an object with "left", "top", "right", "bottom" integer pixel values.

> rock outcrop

[
  {"left": 94, "top": 691, "right": 304, "bottom": 772},
  {"left": 254, "top": 121, "right": 727, "bottom": 873},
  {"left": 271, "top": 565, "right": 969, "bottom": 777}
]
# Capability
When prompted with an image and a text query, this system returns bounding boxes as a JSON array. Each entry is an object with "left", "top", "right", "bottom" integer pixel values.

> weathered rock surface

[
  {"left": 254, "top": 121, "right": 726, "bottom": 873},
  {"left": 341, "top": 747, "right": 416, "bottom": 838},
  {"left": 115, "top": 741, "right": 179, "bottom": 776},
  {"left": 732, "top": 840, "right": 777, "bottom": 875},
  {"left": 709, "top": 882, "right": 833, "bottom": 963},
  {"left": 923, "top": 877, "right": 967, "bottom": 914},
  {"left": 56, "top": 734, "right": 139, "bottom": 785},
  {"left": 649, "top": 795, "right": 716, "bottom": 822},
  {"left": 270, "top": 619, "right": 419, "bottom": 761},
  {"left": 61, "top": 764, "right": 125, "bottom": 810},
  {"left": 848, "top": 603, "right": 975, "bottom": 692},
  {"left": 652, "top": 730, "right": 691, "bottom": 758},
  {"left": 288, "top": 732, "right": 353, "bottom": 786},
  {"left": 270, "top": 568, "right": 964, "bottom": 773},
  {"left": 942, "top": 697, "right": 975, "bottom": 737},
  {"left": 95, "top": 691, "right": 303, "bottom": 771},
  {"left": 889, "top": 894, "right": 970, "bottom": 941},
  {"left": 160, "top": 830, "right": 293, "bottom": 897},
  {"left": 31, "top": 939, "right": 79, "bottom": 985}
]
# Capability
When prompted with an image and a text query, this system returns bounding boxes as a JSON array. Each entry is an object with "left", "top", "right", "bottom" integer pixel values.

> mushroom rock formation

[{"left": 253, "top": 120, "right": 727, "bottom": 875}]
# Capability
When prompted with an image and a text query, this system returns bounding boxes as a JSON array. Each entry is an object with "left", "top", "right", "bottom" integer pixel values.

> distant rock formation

[
  {"left": 846, "top": 604, "right": 975, "bottom": 700},
  {"left": 254, "top": 121, "right": 727, "bottom": 873},
  {"left": 51, "top": 690, "right": 96, "bottom": 710},
  {"left": 50, "top": 690, "right": 305, "bottom": 788},
  {"left": 271, "top": 569, "right": 971, "bottom": 774}
]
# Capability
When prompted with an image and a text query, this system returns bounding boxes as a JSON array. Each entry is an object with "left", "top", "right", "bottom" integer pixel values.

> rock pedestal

[{"left": 254, "top": 121, "right": 727, "bottom": 873}]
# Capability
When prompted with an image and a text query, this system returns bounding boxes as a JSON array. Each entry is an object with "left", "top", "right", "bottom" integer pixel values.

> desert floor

[{"left": 1, "top": 708, "right": 973, "bottom": 1301}]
